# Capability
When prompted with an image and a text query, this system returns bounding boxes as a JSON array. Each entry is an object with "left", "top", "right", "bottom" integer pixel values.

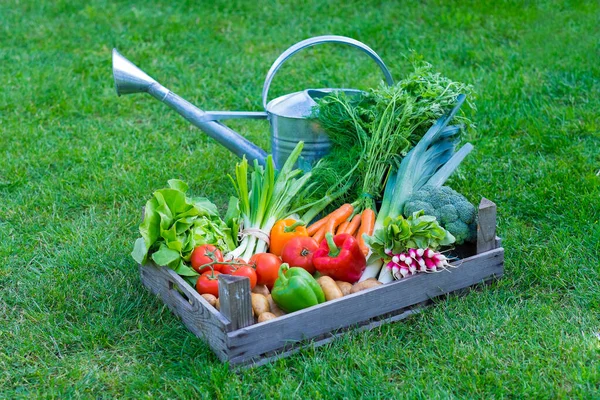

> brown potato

[
  {"left": 258, "top": 312, "right": 277, "bottom": 323},
  {"left": 266, "top": 294, "right": 285, "bottom": 317},
  {"left": 201, "top": 293, "right": 217, "bottom": 308},
  {"left": 335, "top": 280, "right": 352, "bottom": 296},
  {"left": 214, "top": 298, "right": 220, "bottom": 311},
  {"left": 350, "top": 278, "right": 382, "bottom": 294},
  {"left": 251, "top": 293, "right": 270, "bottom": 316},
  {"left": 317, "top": 276, "right": 343, "bottom": 301},
  {"left": 252, "top": 284, "right": 270, "bottom": 296}
]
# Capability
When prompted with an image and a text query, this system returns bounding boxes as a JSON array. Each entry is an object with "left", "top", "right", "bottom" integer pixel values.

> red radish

[{"left": 386, "top": 248, "right": 455, "bottom": 280}]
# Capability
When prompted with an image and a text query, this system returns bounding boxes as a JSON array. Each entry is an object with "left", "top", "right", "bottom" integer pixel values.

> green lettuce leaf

[
  {"left": 151, "top": 244, "right": 181, "bottom": 266},
  {"left": 131, "top": 180, "right": 237, "bottom": 277}
]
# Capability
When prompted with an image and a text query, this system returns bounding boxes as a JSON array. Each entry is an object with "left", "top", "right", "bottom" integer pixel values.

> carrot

[
  {"left": 307, "top": 215, "right": 329, "bottom": 236},
  {"left": 336, "top": 220, "right": 350, "bottom": 235},
  {"left": 355, "top": 208, "right": 375, "bottom": 256},
  {"left": 312, "top": 204, "right": 353, "bottom": 244},
  {"left": 312, "top": 225, "right": 327, "bottom": 244},
  {"left": 322, "top": 204, "right": 354, "bottom": 237},
  {"left": 342, "top": 214, "right": 361, "bottom": 236}
]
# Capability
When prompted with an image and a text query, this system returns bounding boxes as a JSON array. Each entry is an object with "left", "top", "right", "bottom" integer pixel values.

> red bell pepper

[{"left": 313, "top": 232, "right": 366, "bottom": 283}]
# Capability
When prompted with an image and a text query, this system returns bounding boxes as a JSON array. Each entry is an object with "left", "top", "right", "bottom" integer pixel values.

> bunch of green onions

[{"left": 227, "top": 142, "right": 312, "bottom": 261}]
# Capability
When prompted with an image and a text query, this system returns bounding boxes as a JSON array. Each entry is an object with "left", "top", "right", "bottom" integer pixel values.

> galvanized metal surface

[
  {"left": 261, "top": 35, "right": 393, "bottom": 168},
  {"left": 112, "top": 49, "right": 268, "bottom": 166},
  {"left": 261, "top": 35, "right": 394, "bottom": 109},
  {"left": 112, "top": 36, "right": 394, "bottom": 169}
]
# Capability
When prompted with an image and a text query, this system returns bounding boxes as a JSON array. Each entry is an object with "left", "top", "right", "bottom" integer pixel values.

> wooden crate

[{"left": 139, "top": 198, "right": 504, "bottom": 367}]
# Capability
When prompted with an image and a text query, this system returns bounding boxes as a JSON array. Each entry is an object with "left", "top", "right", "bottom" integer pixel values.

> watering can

[{"left": 112, "top": 35, "right": 394, "bottom": 168}]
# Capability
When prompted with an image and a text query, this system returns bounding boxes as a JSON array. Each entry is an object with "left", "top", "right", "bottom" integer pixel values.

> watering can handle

[{"left": 261, "top": 35, "right": 394, "bottom": 109}]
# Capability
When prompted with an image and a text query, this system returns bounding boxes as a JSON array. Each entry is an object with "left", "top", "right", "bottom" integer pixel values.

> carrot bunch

[{"left": 307, "top": 204, "right": 376, "bottom": 256}]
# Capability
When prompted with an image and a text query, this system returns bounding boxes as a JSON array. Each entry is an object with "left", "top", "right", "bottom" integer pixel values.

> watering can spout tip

[{"left": 112, "top": 48, "right": 158, "bottom": 96}]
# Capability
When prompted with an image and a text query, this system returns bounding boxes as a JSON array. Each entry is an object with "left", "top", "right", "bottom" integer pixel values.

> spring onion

[{"left": 228, "top": 141, "right": 312, "bottom": 261}]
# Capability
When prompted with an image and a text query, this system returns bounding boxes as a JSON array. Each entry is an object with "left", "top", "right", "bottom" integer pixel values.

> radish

[{"left": 382, "top": 248, "right": 455, "bottom": 280}]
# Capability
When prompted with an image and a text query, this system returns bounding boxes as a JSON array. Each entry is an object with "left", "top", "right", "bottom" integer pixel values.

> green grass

[{"left": 1, "top": 0, "right": 599, "bottom": 397}]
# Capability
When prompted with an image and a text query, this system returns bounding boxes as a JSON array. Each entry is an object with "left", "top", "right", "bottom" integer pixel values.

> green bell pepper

[{"left": 271, "top": 263, "right": 325, "bottom": 313}]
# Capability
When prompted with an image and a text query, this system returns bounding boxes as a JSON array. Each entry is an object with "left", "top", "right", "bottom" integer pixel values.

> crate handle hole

[{"left": 168, "top": 280, "right": 193, "bottom": 307}]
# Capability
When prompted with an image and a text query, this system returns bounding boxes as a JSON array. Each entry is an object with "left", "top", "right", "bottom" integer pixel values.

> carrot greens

[{"left": 305, "top": 57, "right": 475, "bottom": 215}]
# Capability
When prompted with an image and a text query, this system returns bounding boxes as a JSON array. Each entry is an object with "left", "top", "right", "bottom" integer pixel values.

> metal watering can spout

[
  {"left": 112, "top": 49, "right": 269, "bottom": 165},
  {"left": 112, "top": 36, "right": 393, "bottom": 169}
]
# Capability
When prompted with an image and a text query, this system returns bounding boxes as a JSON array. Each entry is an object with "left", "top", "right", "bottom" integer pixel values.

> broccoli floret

[
  {"left": 404, "top": 200, "right": 437, "bottom": 218},
  {"left": 454, "top": 201, "right": 476, "bottom": 224},
  {"left": 438, "top": 204, "right": 459, "bottom": 225},
  {"left": 407, "top": 189, "right": 430, "bottom": 202},
  {"left": 403, "top": 185, "right": 477, "bottom": 244},
  {"left": 445, "top": 220, "right": 476, "bottom": 243}
]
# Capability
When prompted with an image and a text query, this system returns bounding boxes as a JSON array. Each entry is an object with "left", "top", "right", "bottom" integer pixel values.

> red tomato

[
  {"left": 281, "top": 236, "right": 319, "bottom": 274},
  {"left": 219, "top": 263, "right": 236, "bottom": 275},
  {"left": 219, "top": 258, "right": 247, "bottom": 275},
  {"left": 232, "top": 265, "right": 257, "bottom": 289},
  {"left": 249, "top": 253, "right": 282, "bottom": 290},
  {"left": 190, "top": 244, "right": 223, "bottom": 274},
  {"left": 196, "top": 271, "right": 222, "bottom": 297}
]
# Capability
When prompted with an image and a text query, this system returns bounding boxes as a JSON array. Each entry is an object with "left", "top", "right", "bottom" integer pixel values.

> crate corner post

[
  {"left": 218, "top": 274, "right": 254, "bottom": 331},
  {"left": 477, "top": 197, "right": 497, "bottom": 254}
]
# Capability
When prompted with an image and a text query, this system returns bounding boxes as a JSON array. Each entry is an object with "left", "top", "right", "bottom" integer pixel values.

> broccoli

[{"left": 403, "top": 186, "right": 477, "bottom": 244}]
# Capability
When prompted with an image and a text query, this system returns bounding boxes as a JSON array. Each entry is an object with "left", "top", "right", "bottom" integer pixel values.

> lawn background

[{"left": 1, "top": 0, "right": 599, "bottom": 398}]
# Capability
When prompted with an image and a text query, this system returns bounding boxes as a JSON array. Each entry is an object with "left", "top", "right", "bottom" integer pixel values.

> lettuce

[{"left": 131, "top": 179, "right": 237, "bottom": 277}]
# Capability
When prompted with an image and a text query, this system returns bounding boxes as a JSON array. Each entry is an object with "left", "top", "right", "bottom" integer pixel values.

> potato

[
  {"left": 201, "top": 293, "right": 217, "bottom": 308},
  {"left": 258, "top": 312, "right": 277, "bottom": 323},
  {"left": 252, "top": 284, "right": 270, "bottom": 296},
  {"left": 266, "top": 294, "right": 285, "bottom": 317},
  {"left": 350, "top": 278, "right": 382, "bottom": 294},
  {"left": 251, "top": 293, "right": 270, "bottom": 316},
  {"left": 317, "top": 276, "right": 343, "bottom": 301},
  {"left": 214, "top": 298, "right": 220, "bottom": 311},
  {"left": 335, "top": 280, "right": 352, "bottom": 296}
]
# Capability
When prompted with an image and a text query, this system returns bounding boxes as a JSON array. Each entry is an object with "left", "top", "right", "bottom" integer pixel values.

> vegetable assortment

[{"left": 132, "top": 56, "right": 482, "bottom": 323}]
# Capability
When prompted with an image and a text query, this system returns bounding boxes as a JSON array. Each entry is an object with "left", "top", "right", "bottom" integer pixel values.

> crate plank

[
  {"left": 139, "top": 264, "right": 231, "bottom": 361},
  {"left": 241, "top": 305, "right": 427, "bottom": 368},
  {"left": 226, "top": 247, "right": 504, "bottom": 364}
]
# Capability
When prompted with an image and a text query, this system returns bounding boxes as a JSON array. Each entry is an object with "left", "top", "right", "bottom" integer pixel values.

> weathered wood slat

[
  {"left": 239, "top": 305, "right": 427, "bottom": 368},
  {"left": 139, "top": 264, "right": 230, "bottom": 361},
  {"left": 226, "top": 247, "right": 504, "bottom": 363},
  {"left": 218, "top": 274, "right": 253, "bottom": 331},
  {"left": 477, "top": 198, "right": 497, "bottom": 254}
]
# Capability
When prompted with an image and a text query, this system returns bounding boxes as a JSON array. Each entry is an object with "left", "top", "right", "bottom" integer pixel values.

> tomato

[
  {"left": 196, "top": 271, "right": 222, "bottom": 297},
  {"left": 281, "top": 236, "right": 319, "bottom": 274},
  {"left": 249, "top": 253, "right": 282, "bottom": 290},
  {"left": 219, "top": 258, "right": 247, "bottom": 275},
  {"left": 219, "top": 263, "right": 236, "bottom": 275},
  {"left": 232, "top": 265, "right": 257, "bottom": 289},
  {"left": 190, "top": 244, "right": 223, "bottom": 274}
]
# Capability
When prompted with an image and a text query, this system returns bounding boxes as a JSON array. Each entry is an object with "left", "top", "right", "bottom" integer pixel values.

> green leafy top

[
  {"left": 131, "top": 179, "right": 236, "bottom": 277},
  {"left": 304, "top": 55, "right": 475, "bottom": 214},
  {"left": 365, "top": 210, "right": 455, "bottom": 262}
]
